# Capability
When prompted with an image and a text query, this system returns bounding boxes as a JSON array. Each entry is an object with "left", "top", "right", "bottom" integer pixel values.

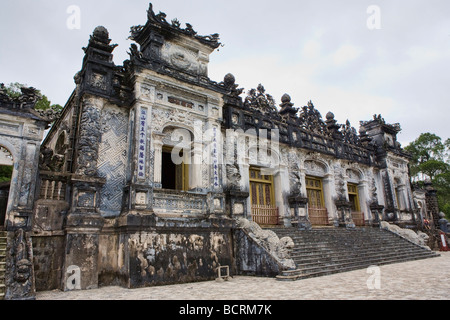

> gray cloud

[{"left": 1, "top": 0, "right": 449, "bottom": 145}]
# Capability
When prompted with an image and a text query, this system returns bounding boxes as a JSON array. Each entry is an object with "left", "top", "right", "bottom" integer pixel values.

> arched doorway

[
  {"left": 346, "top": 168, "right": 366, "bottom": 226},
  {"left": 0, "top": 146, "right": 14, "bottom": 229},
  {"left": 249, "top": 166, "right": 278, "bottom": 225},
  {"left": 304, "top": 159, "right": 330, "bottom": 226},
  {"left": 159, "top": 126, "right": 194, "bottom": 191}
]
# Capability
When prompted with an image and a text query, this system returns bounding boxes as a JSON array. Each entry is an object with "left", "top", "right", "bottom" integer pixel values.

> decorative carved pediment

[
  {"left": 304, "top": 159, "right": 327, "bottom": 176},
  {"left": 341, "top": 120, "right": 360, "bottom": 145},
  {"left": 346, "top": 168, "right": 362, "bottom": 182},
  {"left": 244, "top": 84, "right": 279, "bottom": 116},
  {"left": 130, "top": 3, "right": 222, "bottom": 50},
  {"left": 297, "top": 101, "right": 328, "bottom": 135}
]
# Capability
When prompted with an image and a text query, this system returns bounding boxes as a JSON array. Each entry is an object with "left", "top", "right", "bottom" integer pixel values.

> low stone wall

[
  {"left": 32, "top": 235, "right": 65, "bottom": 291},
  {"left": 98, "top": 227, "right": 234, "bottom": 289}
]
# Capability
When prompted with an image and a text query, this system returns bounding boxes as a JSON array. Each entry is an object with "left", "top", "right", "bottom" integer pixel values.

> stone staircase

[
  {"left": 270, "top": 227, "right": 440, "bottom": 281},
  {"left": 0, "top": 231, "right": 6, "bottom": 300}
]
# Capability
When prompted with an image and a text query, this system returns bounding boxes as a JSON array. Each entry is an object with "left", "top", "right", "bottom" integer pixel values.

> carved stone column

[
  {"left": 63, "top": 175, "right": 105, "bottom": 291},
  {"left": 370, "top": 203, "right": 385, "bottom": 227},
  {"left": 4, "top": 229, "right": 35, "bottom": 300},
  {"left": 6, "top": 142, "right": 41, "bottom": 231},
  {"left": 119, "top": 105, "right": 154, "bottom": 227},
  {"left": 424, "top": 181, "right": 440, "bottom": 229},
  {"left": 335, "top": 200, "right": 355, "bottom": 228},
  {"left": 225, "top": 190, "right": 249, "bottom": 220},
  {"left": 288, "top": 195, "right": 310, "bottom": 230},
  {"left": 190, "top": 140, "right": 203, "bottom": 191},
  {"left": 380, "top": 169, "right": 397, "bottom": 222},
  {"left": 63, "top": 96, "right": 106, "bottom": 291},
  {"left": 152, "top": 133, "right": 164, "bottom": 189}
]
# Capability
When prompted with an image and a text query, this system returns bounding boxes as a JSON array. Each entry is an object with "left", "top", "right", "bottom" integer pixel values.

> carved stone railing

[
  {"left": 152, "top": 189, "right": 207, "bottom": 217},
  {"left": 38, "top": 172, "right": 70, "bottom": 201}
]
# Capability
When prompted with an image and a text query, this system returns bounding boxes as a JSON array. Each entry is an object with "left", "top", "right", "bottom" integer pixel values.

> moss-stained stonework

[{"left": 98, "top": 228, "right": 233, "bottom": 288}]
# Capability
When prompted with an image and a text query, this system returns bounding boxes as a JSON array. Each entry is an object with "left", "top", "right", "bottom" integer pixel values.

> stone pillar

[
  {"left": 6, "top": 142, "right": 41, "bottom": 231},
  {"left": 370, "top": 203, "right": 385, "bottom": 227},
  {"left": 63, "top": 176, "right": 105, "bottom": 291},
  {"left": 241, "top": 163, "right": 251, "bottom": 220},
  {"left": 380, "top": 169, "right": 397, "bottom": 222},
  {"left": 438, "top": 212, "right": 450, "bottom": 233},
  {"left": 396, "top": 183, "right": 407, "bottom": 211},
  {"left": 357, "top": 181, "right": 370, "bottom": 224},
  {"left": 275, "top": 165, "right": 291, "bottom": 227},
  {"left": 63, "top": 96, "right": 106, "bottom": 291},
  {"left": 226, "top": 190, "right": 250, "bottom": 220},
  {"left": 335, "top": 200, "right": 355, "bottom": 228},
  {"left": 323, "top": 173, "right": 335, "bottom": 225},
  {"left": 190, "top": 140, "right": 203, "bottom": 191},
  {"left": 4, "top": 229, "right": 35, "bottom": 300},
  {"left": 120, "top": 104, "right": 154, "bottom": 218},
  {"left": 288, "top": 195, "right": 310, "bottom": 230},
  {"left": 424, "top": 181, "right": 440, "bottom": 229},
  {"left": 152, "top": 133, "right": 164, "bottom": 189}
]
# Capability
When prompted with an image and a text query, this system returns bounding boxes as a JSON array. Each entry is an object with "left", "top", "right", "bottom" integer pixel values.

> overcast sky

[{"left": 1, "top": 0, "right": 449, "bottom": 146}]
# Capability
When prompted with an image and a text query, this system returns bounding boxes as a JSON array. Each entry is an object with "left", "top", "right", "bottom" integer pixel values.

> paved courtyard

[{"left": 37, "top": 252, "right": 450, "bottom": 301}]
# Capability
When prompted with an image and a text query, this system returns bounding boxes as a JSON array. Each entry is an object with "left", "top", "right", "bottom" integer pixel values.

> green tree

[
  {"left": 3, "top": 82, "right": 63, "bottom": 112},
  {"left": 0, "top": 166, "right": 13, "bottom": 183},
  {"left": 405, "top": 133, "right": 450, "bottom": 218}
]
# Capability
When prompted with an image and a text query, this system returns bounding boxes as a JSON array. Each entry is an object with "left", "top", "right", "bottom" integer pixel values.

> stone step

[
  {"left": 292, "top": 242, "right": 420, "bottom": 252},
  {"left": 0, "top": 233, "right": 6, "bottom": 301},
  {"left": 270, "top": 227, "right": 438, "bottom": 281},
  {"left": 280, "top": 251, "right": 438, "bottom": 276},
  {"left": 290, "top": 239, "right": 418, "bottom": 251},
  {"left": 0, "top": 284, "right": 5, "bottom": 300},
  {"left": 291, "top": 247, "right": 432, "bottom": 265},
  {"left": 290, "top": 242, "right": 422, "bottom": 258},
  {"left": 277, "top": 253, "right": 438, "bottom": 281},
  {"left": 291, "top": 250, "right": 436, "bottom": 272}
]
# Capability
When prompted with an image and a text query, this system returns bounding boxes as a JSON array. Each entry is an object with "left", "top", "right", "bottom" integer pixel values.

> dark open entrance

[
  {"left": 161, "top": 150, "right": 177, "bottom": 190},
  {"left": 161, "top": 147, "right": 189, "bottom": 191}
]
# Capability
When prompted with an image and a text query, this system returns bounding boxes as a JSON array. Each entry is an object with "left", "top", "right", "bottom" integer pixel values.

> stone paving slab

[{"left": 36, "top": 252, "right": 450, "bottom": 301}]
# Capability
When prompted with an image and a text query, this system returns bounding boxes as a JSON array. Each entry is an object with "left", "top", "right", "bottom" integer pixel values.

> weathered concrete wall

[
  {"left": 32, "top": 200, "right": 68, "bottom": 233},
  {"left": 116, "top": 229, "right": 233, "bottom": 288},
  {"left": 98, "top": 232, "right": 127, "bottom": 287},
  {"left": 32, "top": 235, "right": 64, "bottom": 291}
]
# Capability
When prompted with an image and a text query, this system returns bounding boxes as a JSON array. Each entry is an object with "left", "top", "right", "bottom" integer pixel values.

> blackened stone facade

[
  {"left": 0, "top": 85, "right": 58, "bottom": 299},
  {"left": 0, "top": 3, "right": 436, "bottom": 295}
]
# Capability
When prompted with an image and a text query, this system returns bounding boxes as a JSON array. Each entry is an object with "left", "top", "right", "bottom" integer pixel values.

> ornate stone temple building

[
  {"left": 0, "top": 3, "right": 438, "bottom": 298},
  {"left": 0, "top": 85, "right": 59, "bottom": 299}
]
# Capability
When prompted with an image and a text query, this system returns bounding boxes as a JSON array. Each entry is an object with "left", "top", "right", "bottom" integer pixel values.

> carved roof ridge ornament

[
  {"left": 0, "top": 84, "right": 61, "bottom": 124},
  {"left": 130, "top": 3, "right": 222, "bottom": 50},
  {"left": 0, "top": 84, "right": 41, "bottom": 109},
  {"left": 297, "top": 100, "right": 328, "bottom": 135},
  {"left": 244, "top": 84, "right": 279, "bottom": 116},
  {"left": 360, "top": 113, "right": 402, "bottom": 134},
  {"left": 220, "top": 73, "right": 244, "bottom": 98},
  {"left": 35, "top": 106, "right": 63, "bottom": 123},
  {"left": 279, "top": 93, "right": 299, "bottom": 121},
  {"left": 341, "top": 119, "right": 361, "bottom": 145},
  {"left": 0, "top": 83, "right": 61, "bottom": 123},
  {"left": 83, "top": 26, "right": 118, "bottom": 54}
]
